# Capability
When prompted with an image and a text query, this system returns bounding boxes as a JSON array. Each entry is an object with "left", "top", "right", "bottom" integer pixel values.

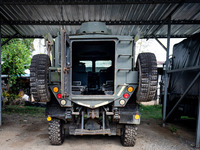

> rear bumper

[{"left": 70, "top": 129, "right": 112, "bottom": 135}]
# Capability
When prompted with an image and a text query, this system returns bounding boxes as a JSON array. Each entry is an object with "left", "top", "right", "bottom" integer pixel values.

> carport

[{"left": 0, "top": 0, "right": 200, "bottom": 147}]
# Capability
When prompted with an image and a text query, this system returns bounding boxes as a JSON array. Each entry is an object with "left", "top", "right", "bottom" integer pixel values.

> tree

[{"left": 1, "top": 38, "right": 34, "bottom": 91}]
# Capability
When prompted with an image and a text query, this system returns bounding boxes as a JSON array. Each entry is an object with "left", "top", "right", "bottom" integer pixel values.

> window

[
  {"left": 95, "top": 60, "right": 112, "bottom": 72},
  {"left": 80, "top": 61, "right": 92, "bottom": 72}
]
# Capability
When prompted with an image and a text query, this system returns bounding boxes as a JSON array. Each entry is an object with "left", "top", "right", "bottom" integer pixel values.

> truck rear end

[{"left": 30, "top": 22, "right": 157, "bottom": 146}]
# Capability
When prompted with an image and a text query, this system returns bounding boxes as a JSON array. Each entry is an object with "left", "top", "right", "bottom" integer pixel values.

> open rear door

[{"left": 60, "top": 29, "right": 71, "bottom": 97}]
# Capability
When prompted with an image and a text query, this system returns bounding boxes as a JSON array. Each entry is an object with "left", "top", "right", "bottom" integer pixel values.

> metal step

[
  {"left": 117, "top": 68, "right": 131, "bottom": 72},
  {"left": 118, "top": 54, "right": 132, "bottom": 57}
]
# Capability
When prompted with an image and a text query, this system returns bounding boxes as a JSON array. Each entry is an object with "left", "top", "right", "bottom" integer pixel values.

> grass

[
  {"left": 2, "top": 104, "right": 163, "bottom": 119},
  {"left": 3, "top": 105, "right": 45, "bottom": 116},
  {"left": 140, "top": 104, "right": 162, "bottom": 119},
  {"left": 170, "top": 125, "right": 177, "bottom": 133},
  {"left": 181, "top": 116, "right": 195, "bottom": 120}
]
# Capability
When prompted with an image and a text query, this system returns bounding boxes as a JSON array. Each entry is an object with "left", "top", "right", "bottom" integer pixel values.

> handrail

[{"left": 167, "top": 66, "right": 200, "bottom": 73}]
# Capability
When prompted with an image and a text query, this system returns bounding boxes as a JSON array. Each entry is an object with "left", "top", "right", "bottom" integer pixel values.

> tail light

[
  {"left": 123, "top": 93, "right": 129, "bottom": 99},
  {"left": 57, "top": 93, "right": 62, "bottom": 99}
]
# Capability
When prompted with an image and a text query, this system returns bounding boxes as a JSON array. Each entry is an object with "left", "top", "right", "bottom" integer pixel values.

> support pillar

[
  {"left": 162, "top": 16, "right": 171, "bottom": 126},
  {"left": 0, "top": 24, "right": 2, "bottom": 126},
  {"left": 164, "top": 72, "right": 200, "bottom": 122},
  {"left": 196, "top": 90, "right": 200, "bottom": 147}
]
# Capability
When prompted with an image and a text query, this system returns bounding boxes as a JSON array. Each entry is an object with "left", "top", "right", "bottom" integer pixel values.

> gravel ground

[{"left": 0, "top": 114, "right": 198, "bottom": 150}]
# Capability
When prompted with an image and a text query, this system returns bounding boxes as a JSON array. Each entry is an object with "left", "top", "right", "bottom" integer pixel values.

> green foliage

[
  {"left": 170, "top": 125, "right": 177, "bottom": 133},
  {"left": 1, "top": 38, "right": 34, "bottom": 85},
  {"left": 181, "top": 116, "right": 195, "bottom": 120},
  {"left": 140, "top": 104, "right": 162, "bottom": 119},
  {"left": 3, "top": 105, "right": 45, "bottom": 116},
  {"left": 3, "top": 91, "right": 19, "bottom": 102}
]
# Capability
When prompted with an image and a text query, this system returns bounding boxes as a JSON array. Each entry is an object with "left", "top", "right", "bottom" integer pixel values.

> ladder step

[
  {"left": 118, "top": 54, "right": 132, "bottom": 57},
  {"left": 118, "top": 69, "right": 131, "bottom": 72}
]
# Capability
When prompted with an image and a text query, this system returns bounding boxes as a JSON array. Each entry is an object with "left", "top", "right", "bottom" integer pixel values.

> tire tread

[
  {"left": 136, "top": 53, "right": 158, "bottom": 102},
  {"left": 30, "top": 54, "right": 50, "bottom": 102}
]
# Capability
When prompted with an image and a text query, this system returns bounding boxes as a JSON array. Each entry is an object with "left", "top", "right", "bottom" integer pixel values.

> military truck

[
  {"left": 30, "top": 22, "right": 157, "bottom": 146},
  {"left": 160, "top": 33, "right": 200, "bottom": 121}
]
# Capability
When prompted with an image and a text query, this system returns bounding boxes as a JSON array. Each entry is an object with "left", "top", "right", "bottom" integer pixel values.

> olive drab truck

[{"left": 30, "top": 22, "right": 157, "bottom": 146}]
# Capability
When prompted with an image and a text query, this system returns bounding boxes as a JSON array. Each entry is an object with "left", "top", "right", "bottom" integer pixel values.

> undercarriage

[{"left": 46, "top": 98, "right": 139, "bottom": 146}]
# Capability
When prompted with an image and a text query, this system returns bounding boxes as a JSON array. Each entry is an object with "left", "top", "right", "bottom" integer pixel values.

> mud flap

[{"left": 119, "top": 109, "right": 140, "bottom": 124}]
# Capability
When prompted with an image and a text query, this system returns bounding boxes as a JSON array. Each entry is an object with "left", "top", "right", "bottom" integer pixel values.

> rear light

[
  {"left": 119, "top": 99, "right": 126, "bottom": 105},
  {"left": 123, "top": 93, "right": 129, "bottom": 99},
  {"left": 135, "top": 114, "right": 140, "bottom": 120},
  {"left": 61, "top": 99, "right": 66, "bottom": 105},
  {"left": 128, "top": 86, "right": 133, "bottom": 92},
  {"left": 57, "top": 93, "right": 62, "bottom": 99},
  {"left": 47, "top": 116, "right": 52, "bottom": 122},
  {"left": 53, "top": 87, "right": 59, "bottom": 93}
]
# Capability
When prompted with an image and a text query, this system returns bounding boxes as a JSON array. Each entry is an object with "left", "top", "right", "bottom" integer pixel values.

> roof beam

[
  {"left": 1, "top": 20, "right": 200, "bottom": 26},
  {"left": 1, "top": 33, "right": 19, "bottom": 46},
  {"left": 150, "top": 2, "right": 184, "bottom": 36},
  {"left": 0, "top": 15, "right": 22, "bottom": 37},
  {"left": 1, "top": 0, "right": 198, "bottom": 5},
  {"left": 1, "top": 34, "right": 191, "bottom": 39},
  {"left": 144, "top": 34, "right": 189, "bottom": 38},
  {"left": 155, "top": 37, "right": 167, "bottom": 51}
]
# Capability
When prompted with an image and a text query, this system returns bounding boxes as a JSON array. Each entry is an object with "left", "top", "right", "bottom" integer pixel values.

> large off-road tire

[
  {"left": 30, "top": 54, "right": 50, "bottom": 102},
  {"left": 121, "top": 125, "right": 137, "bottom": 147},
  {"left": 136, "top": 53, "right": 157, "bottom": 102},
  {"left": 49, "top": 118, "right": 65, "bottom": 145}
]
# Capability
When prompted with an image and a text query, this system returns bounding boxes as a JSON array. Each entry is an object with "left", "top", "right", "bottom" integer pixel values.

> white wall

[
  {"left": 32, "top": 39, "right": 47, "bottom": 56},
  {"left": 135, "top": 38, "right": 185, "bottom": 62}
]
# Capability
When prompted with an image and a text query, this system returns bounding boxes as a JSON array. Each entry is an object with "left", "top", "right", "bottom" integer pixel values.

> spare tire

[
  {"left": 136, "top": 53, "right": 157, "bottom": 102},
  {"left": 30, "top": 54, "right": 51, "bottom": 102}
]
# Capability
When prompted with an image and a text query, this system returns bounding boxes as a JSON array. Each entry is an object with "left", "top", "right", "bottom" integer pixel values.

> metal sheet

[{"left": 0, "top": 3, "right": 200, "bottom": 38}]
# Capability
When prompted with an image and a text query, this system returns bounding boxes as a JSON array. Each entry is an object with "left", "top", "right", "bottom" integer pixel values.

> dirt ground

[{"left": 0, "top": 114, "right": 198, "bottom": 150}]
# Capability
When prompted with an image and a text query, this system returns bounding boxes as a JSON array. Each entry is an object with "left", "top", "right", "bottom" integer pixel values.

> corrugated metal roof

[{"left": 0, "top": 1, "right": 200, "bottom": 38}]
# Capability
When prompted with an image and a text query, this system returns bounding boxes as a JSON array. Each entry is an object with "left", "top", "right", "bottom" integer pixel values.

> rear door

[{"left": 60, "top": 29, "right": 71, "bottom": 97}]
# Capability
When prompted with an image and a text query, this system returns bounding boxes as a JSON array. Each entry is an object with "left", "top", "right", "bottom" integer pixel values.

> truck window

[
  {"left": 80, "top": 61, "right": 92, "bottom": 72},
  {"left": 95, "top": 60, "right": 112, "bottom": 72}
]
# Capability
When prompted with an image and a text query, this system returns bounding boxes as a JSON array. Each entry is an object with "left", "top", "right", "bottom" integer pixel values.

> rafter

[
  {"left": 1, "top": 20, "right": 200, "bottom": 26},
  {"left": 0, "top": 0, "right": 198, "bottom": 5}
]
